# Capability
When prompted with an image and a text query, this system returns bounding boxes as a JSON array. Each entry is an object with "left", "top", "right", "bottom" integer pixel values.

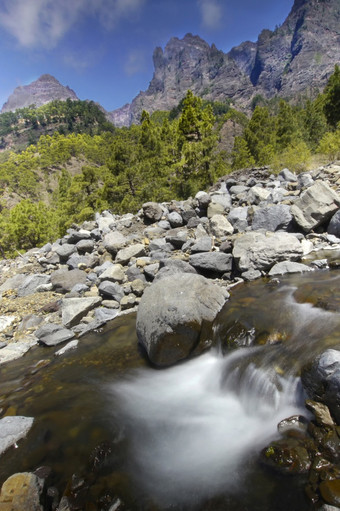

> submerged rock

[
  {"left": 0, "top": 416, "right": 34, "bottom": 455},
  {"left": 136, "top": 273, "right": 229, "bottom": 366}
]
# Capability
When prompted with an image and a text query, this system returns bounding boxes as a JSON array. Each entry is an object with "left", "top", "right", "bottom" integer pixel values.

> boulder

[
  {"left": 66, "top": 253, "right": 97, "bottom": 270},
  {"left": 136, "top": 273, "right": 229, "bottom": 366},
  {"left": 165, "top": 228, "right": 188, "bottom": 248},
  {"left": 154, "top": 259, "right": 197, "bottom": 281},
  {"left": 103, "top": 231, "right": 127, "bottom": 254},
  {"left": 233, "top": 231, "right": 303, "bottom": 272},
  {"left": 0, "top": 472, "right": 43, "bottom": 511},
  {"left": 209, "top": 214, "right": 234, "bottom": 237},
  {"left": 17, "top": 275, "right": 50, "bottom": 297},
  {"left": 268, "top": 261, "right": 313, "bottom": 276},
  {"left": 66, "top": 229, "right": 91, "bottom": 244},
  {"left": 247, "top": 186, "right": 271, "bottom": 205},
  {"left": 143, "top": 202, "right": 163, "bottom": 223},
  {"left": 98, "top": 264, "right": 125, "bottom": 283},
  {"left": 291, "top": 181, "right": 340, "bottom": 232},
  {"left": 251, "top": 204, "right": 293, "bottom": 232},
  {"left": 0, "top": 416, "right": 34, "bottom": 456},
  {"left": 35, "top": 323, "right": 75, "bottom": 346},
  {"left": 50, "top": 269, "right": 87, "bottom": 294},
  {"left": 301, "top": 349, "right": 340, "bottom": 424},
  {"left": 227, "top": 207, "right": 249, "bottom": 233},
  {"left": 189, "top": 252, "right": 233, "bottom": 274},
  {"left": 190, "top": 237, "right": 213, "bottom": 253},
  {"left": 167, "top": 211, "right": 183, "bottom": 227},
  {"left": 54, "top": 243, "right": 76, "bottom": 261},
  {"left": 328, "top": 210, "right": 340, "bottom": 238},
  {"left": 61, "top": 297, "right": 102, "bottom": 327},
  {"left": 115, "top": 244, "right": 146, "bottom": 265},
  {"left": 98, "top": 281, "right": 125, "bottom": 301}
]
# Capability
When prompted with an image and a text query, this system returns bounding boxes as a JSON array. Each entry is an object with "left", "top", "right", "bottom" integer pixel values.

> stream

[{"left": 1, "top": 266, "right": 340, "bottom": 510}]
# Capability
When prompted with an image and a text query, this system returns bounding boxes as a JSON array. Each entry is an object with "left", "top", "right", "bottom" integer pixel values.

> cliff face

[
  {"left": 1, "top": 74, "right": 78, "bottom": 113},
  {"left": 110, "top": 0, "right": 340, "bottom": 126}
]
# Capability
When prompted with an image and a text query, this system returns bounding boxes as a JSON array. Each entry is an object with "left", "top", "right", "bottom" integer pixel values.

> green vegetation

[{"left": 0, "top": 66, "right": 339, "bottom": 256}]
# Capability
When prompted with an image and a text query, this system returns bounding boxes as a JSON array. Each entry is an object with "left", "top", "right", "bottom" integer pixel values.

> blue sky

[{"left": 0, "top": 0, "right": 294, "bottom": 112}]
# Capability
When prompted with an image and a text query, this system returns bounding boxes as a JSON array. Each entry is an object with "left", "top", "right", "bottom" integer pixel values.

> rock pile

[{"left": 0, "top": 163, "right": 340, "bottom": 368}]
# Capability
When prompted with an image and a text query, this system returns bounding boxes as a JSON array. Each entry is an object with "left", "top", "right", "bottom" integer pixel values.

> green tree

[
  {"left": 231, "top": 137, "right": 255, "bottom": 170},
  {"left": 244, "top": 106, "right": 276, "bottom": 164},
  {"left": 323, "top": 64, "right": 340, "bottom": 128}
]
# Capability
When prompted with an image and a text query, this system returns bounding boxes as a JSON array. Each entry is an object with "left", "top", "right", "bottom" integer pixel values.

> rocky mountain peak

[{"left": 1, "top": 74, "right": 78, "bottom": 113}]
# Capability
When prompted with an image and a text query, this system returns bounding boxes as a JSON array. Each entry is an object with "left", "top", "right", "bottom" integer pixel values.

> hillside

[{"left": 110, "top": 0, "right": 340, "bottom": 126}]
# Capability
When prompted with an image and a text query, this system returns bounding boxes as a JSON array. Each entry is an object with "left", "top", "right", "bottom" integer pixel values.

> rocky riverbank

[{"left": 1, "top": 162, "right": 340, "bottom": 510}]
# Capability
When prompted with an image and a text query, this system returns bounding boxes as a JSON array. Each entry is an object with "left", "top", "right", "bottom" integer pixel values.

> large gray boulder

[
  {"left": 233, "top": 231, "right": 303, "bottom": 272},
  {"left": 136, "top": 274, "right": 229, "bottom": 366},
  {"left": 50, "top": 269, "right": 87, "bottom": 294},
  {"left": 0, "top": 416, "right": 34, "bottom": 455},
  {"left": 302, "top": 349, "right": 340, "bottom": 424},
  {"left": 189, "top": 252, "right": 232, "bottom": 274},
  {"left": 291, "top": 181, "right": 340, "bottom": 232},
  {"left": 251, "top": 204, "right": 293, "bottom": 232},
  {"left": 17, "top": 275, "right": 50, "bottom": 297},
  {"left": 327, "top": 210, "right": 340, "bottom": 238}
]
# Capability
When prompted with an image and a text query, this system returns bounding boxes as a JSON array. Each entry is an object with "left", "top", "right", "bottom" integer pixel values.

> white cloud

[
  {"left": 198, "top": 0, "right": 222, "bottom": 30},
  {"left": 124, "top": 49, "right": 147, "bottom": 76},
  {"left": 0, "top": 0, "right": 146, "bottom": 49}
]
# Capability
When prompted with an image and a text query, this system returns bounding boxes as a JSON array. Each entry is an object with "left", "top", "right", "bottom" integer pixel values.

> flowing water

[{"left": 1, "top": 266, "right": 340, "bottom": 510}]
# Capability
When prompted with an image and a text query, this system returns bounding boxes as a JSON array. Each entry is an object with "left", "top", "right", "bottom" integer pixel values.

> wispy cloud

[
  {"left": 198, "top": 0, "right": 222, "bottom": 30},
  {"left": 124, "top": 49, "right": 147, "bottom": 76},
  {"left": 0, "top": 0, "right": 146, "bottom": 49}
]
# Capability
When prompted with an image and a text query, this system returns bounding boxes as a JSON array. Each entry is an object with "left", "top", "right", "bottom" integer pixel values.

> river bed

[{"left": 1, "top": 268, "right": 340, "bottom": 510}]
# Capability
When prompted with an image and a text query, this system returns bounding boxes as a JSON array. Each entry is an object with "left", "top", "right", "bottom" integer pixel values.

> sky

[{"left": 0, "top": 0, "right": 294, "bottom": 113}]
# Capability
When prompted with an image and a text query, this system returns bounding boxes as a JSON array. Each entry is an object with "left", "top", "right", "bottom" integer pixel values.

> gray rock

[
  {"left": 154, "top": 259, "right": 197, "bottom": 281},
  {"left": 103, "top": 231, "right": 127, "bottom": 254},
  {"left": 268, "top": 261, "right": 313, "bottom": 276},
  {"left": 0, "top": 341, "right": 37, "bottom": 365},
  {"left": 189, "top": 252, "right": 233, "bottom": 274},
  {"left": 157, "top": 220, "right": 171, "bottom": 230},
  {"left": 209, "top": 192, "right": 232, "bottom": 211},
  {"left": 93, "top": 261, "right": 113, "bottom": 275},
  {"left": 247, "top": 186, "right": 271, "bottom": 205},
  {"left": 190, "top": 237, "right": 213, "bottom": 253},
  {"left": 167, "top": 211, "right": 183, "bottom": 227},
  {"left": 0, "top": 416, "right": 34, "bottom": 455},
  {"left": 297, "top": 172, "right": 314, "bottom": 188},
  {"left": 302, "top": 349, "right": 340, "bottom": 424},
  {"left": 67, "top": 229, "right": 91, "bottom": 244},
  {"left": 143, "top": 202, "right": 163, "bottom": 223},
  {"left": 130, "top": 279, "right": 145, "bottom": 296},
  {"left": 279, "top": 168, "right": 297, "bottom": 182},
  {"left": 0, "top": 315, "right": 15, "bottom": 332},
  {"left": 115, "top": 243, "right": 146, "bottom": 265},
  {"left": 94, "top": 307, "right": 119, "bottom": 323},
  {"left": 17, "top": 274, "right": 50, "bottom": 297},
  {"left": 210, "top": 214, "right": 234, "bottom": 237},
  {"left": 149, "top": 238, "right": 168, "bottom": 252},
  {"left": 241, "top": 269, "right": 262, "bottom": 281},
  {"left": 18, "top": 314, "right": 44, "bottom": 332},
  {"left": 69, "top": 283, "right": 89, "bottom": 295},
  {"left": 61, "top": 297, "right": 102, "bottom": 327},
  {"left": 51, "top": 269, "right": 87, "bottom": 294},
  {"left": 144, "top": 262, "right": 159, "bottom": 280},
  {"left": 120, "top": 294, "right": 138, "bottom": 310},
  {"left": 96, "top": 215, "right": 115, "bottom": 232},
  {"left": 67, "top": 253, "right": 97, "bottom": 270},
  {"left": 291, "top": 181, "right": 340, "bottom": 232},
  {"left": 55, "top": 340, "right": 79, "bottom": 356},
  {"left": 0, "top": 274, "right": 27, "bottom": 294},
  {"left": 195, "top": 191, "right": 211, "bottom": 209},
  {"left": 76, "top": 239, "right": 95, "bottom": 254},
  {"left": 233, "top": 231, "right": 303, "bottom": 272},
  {"left": 165, "top": 228, "right": 188, "bottom": 248},
  {"left": 136, "top": 273, "right": 229, "bottom": 366},
  {"left": 251, "top": 204, "right": 293, "bottom": 232},
  {"left": 181, "top": 207, "right": 197, "bottom": 224},
  {"left": 328, "top": 210, "right": 340, "bottom": 237},
  {"left": 227, "top": 207, "right": 249, "bottom": 233},
  {"left": 35, "top": 323, "right": 75, "bottom": 346},
  {"left": 54, "top": 243, "right": 76, "bottom": 261},
  {"left": 98, "top": 281, "right": 125, "bottom": 301},
  {"left": 229, "top": 185, "right": 249, "bottom": 195},
  {"left": 98, "top": 264, "right": 125, "bottom": 283}
]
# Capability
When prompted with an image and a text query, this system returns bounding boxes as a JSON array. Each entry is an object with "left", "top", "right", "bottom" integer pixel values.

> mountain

[
  {"left": 110, "top": 0, "right": 340, "bottom": 126},
  {"left": 1, "top": 74, "right": 78, "bottom": 113}
]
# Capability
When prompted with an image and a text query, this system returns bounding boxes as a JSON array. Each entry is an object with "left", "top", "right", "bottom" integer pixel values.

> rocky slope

[
  {"left": 1, "top": 74, "right": 78, "bottom": 113},
  {"left": 110, "top": 0, "right": 340, "bottom": 126}
]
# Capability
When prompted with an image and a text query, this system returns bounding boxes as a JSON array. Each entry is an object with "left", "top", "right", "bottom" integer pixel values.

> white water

[{"left": 112, "top": 348, "right": 305, "bottom": 505}]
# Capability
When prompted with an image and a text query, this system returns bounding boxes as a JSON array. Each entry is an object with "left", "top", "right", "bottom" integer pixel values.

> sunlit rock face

[
  {"left": 1, "top": 74, "right": 78, "bottom": 113},
  {"left": 110, "top": 0, "right": 340, "bottom": 126}
]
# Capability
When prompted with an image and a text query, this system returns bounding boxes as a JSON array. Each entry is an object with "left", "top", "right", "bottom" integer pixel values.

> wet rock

[
  {"left": 55, "top": 340, "right": 79, "bottom": 356},
  {"left": 302, "top": 349, "right": 340, "bottom": 424},
  {"left": 50, "top": 269, "right": 87, "bottom": 294},
  {"left": 320, "top": 479, "right": 340, "bottom": 507},
  {"left": 0, "top": 340, "right": 37, "bottom": 365},
  {"left": 136, "top": 273, "right": 229, "bottom": 366},
  {"left": 35, "top": 323, "right": 75, "bottom": 346},
  {"left": 291, "top": 181, "right": 340, "bottom": 232},
  {"left": 61, "top": 297, "right": 102, "bottom": 327},
  {"left": 251, "top": 204, "right": 293, "bottom": 232},
  {"left": 0, "top": 472, "right": 44, "bottom": 511},
  {"left": 0, "top": 416, "right": 34, "bottom": 455},
  {"left": 305, "top": 400, "right": 335, "bottom": 428},
  {"left": 260, "top": 437, "right": 312, "bottom": 474},
  {"left": 268, "top": 261, "right": 313, "bottom": 276},
  {"left": 233, "top": 231, "right": 303, "bottom": 272},
  {"left": 115, "top": 243, "right": 146, "bottom": 265},
  {"left": 277, "top": 415, "right": 308, "bottom": 434},
  {"left": 189, "top": 252, "right": 233, "bottom": 275},
  {"left": 142, "top": 202, "right": 163, "bottom": 223}
]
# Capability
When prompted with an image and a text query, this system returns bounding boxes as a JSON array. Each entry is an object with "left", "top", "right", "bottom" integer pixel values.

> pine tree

[{"left": 323, "top": 64, "right": 340, "bottom": 128}]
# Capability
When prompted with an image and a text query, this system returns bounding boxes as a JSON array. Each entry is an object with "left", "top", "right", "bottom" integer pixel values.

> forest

[{"left": 0, "top": 65, "right": 339, "bottom": 256}]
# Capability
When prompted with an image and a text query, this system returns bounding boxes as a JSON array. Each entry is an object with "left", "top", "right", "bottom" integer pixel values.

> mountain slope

[
  {"left": 1, "top": 74, "right": 78, "bottom": 113},
  {"left": 110, "top": 0, "right": 340, "bottom": 126}
]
